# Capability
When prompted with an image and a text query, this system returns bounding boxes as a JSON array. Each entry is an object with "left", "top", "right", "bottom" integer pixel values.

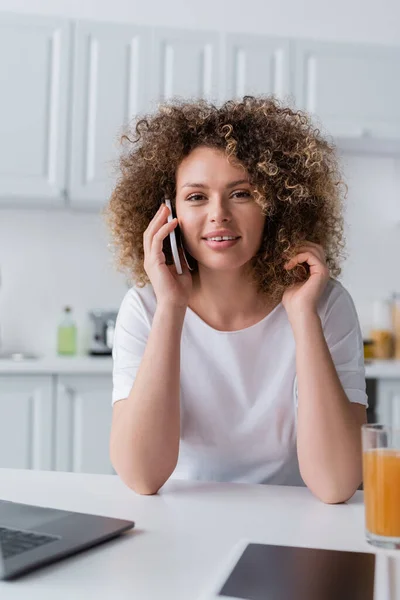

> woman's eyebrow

[{"left": 181, "top": 179, "right": 250, "bottom": 189}]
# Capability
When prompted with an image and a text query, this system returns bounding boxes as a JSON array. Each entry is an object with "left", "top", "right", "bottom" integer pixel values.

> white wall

[
  {"left": 0, "top": 0, "right": 399, "bottom": 354},
  {"left": 340, "top": 153, "right": 400, "bottom": 333},
  {"left": 0, "top": 209, "right": 127, "bottom": 355}
]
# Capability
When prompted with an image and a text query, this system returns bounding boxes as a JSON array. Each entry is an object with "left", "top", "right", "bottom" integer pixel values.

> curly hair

[{"left": 104, "top": 95, "right": 346, "bottom": 301}]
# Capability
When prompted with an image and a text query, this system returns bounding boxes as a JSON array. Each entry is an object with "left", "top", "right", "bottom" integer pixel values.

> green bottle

[{"left": 57, "top": 306, "right": 77, "bottom": 356}]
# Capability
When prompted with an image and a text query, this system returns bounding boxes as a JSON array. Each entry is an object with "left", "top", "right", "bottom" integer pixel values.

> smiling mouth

[
  {"left": 202, "top": 237, "right": 241, "bottom": 249},
  {"left": 202, "top": 236, "right": 241, "bottom": 242}
]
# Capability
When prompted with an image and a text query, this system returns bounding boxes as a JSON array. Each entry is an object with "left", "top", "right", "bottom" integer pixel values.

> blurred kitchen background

[{"left": 0, "top": 0, "right": 399, "bottom": 474}]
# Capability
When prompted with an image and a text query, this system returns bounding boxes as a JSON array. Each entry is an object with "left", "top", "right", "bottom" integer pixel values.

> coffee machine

[{"left": 88, "top": 310, "right": 118, "bottom": 356}]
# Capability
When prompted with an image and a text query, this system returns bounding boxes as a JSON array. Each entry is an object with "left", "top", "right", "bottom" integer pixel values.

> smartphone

[{"left": 161, "top": 198, "right": 193, "bottom": 275}]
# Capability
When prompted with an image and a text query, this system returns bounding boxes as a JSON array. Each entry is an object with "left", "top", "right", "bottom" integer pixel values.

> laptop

[{"left": 0, "top": 498, "right": 135, "bottom": 580}]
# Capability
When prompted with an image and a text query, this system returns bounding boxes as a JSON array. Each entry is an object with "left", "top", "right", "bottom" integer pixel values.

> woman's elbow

[
  {"left": 309, "top": 481, "right": 360, "bottom": 504},
  {"left": 129, "top": 482, "right": 161, "bottom": 495},
  {"left": 118, "top": 473, "right": 163, "bottom": 495},
  {"left": 112, "top": 465, "right": 166, "bottom": 495},
  {"left": 315, "top": 490, "right": 355, "bottom": 505}
]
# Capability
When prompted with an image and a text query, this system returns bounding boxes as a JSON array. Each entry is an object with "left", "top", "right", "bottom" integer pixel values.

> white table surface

[{"left": 0, "top": 469, "right": 399, "bottom": 600}]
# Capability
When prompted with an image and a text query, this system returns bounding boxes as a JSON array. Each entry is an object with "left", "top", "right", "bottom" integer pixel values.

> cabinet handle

[{"left": 361, "top": 128, "right": 372, "bottom": 138}]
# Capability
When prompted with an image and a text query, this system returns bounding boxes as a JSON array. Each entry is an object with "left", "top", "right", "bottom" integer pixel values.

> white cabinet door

[
  {"left": 151, "top": 27, "right": 220, "bottom": 104},
  {"left": 376, "top": 380, "right": 400, "bottom": 427},
  {"left": 55, "top": 375, "right": 114, "bottom": 474},
  {"left": 223, "top": 34, "right": 290, "bottom": 102},
  {"left": 69, "top": 21, "right": 152, "bottom": 208},
  {"left": 294, "top": 40, "right": 400, "bottom": 141},
  {"left": 0, "top": 375, "right": 53, "bottom": 470},
  {"left": 0, "top": 14, "right": 71, "bottom": 205}
]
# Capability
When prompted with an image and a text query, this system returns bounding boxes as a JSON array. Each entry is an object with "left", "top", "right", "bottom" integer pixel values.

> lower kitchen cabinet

[
  {"left": 3, "top": 372, "right": 399, "bottom": 475},
  {"left": 375, "top": 380, "right": 400, "bottom": 427},
  {"left": 0, "top": 374, "right": 115, "bottom": 475},
  {"left": 55, "top": 375, "right": 115, "bottom": 474},
  {"left": 0, "top": 375, "right": 53, "bottom": 470}
]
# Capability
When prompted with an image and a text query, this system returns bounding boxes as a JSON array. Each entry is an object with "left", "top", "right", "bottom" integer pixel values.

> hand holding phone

[
  {"left": 142, "top": 200, "right": 193, "bottom": 307},
  {"left": 163, "top": 198, "right": 194, "bottom": 275}
]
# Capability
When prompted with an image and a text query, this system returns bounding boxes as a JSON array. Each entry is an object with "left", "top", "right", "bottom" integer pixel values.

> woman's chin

[{"left": 196, "top": 257, "right": 252, "bottom": 272}]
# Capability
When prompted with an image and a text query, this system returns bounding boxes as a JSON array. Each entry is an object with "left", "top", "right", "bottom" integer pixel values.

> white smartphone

[{"left": 164, "top": 198, "right": 183, "bottom": 274}]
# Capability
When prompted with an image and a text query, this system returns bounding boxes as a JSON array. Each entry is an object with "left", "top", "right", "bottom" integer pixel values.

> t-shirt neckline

[{"left": 186, "top": 301, "right": 283, "bottom": 334}]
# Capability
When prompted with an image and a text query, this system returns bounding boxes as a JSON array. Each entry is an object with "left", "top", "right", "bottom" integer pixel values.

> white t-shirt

[{"left": 112, "top": 278, "right": 367, "bottom": 487}]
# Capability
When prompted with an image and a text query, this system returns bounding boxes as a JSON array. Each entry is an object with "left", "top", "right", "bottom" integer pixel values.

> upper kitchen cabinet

[
  {"left": 68, "top": 21, "right": 152, "bottom": 208},
  {"left": 151, "top": 28, "right": 220, "bottom": 104},
  {"left": 223, "top": 34, "right": 290, "bottom": 102},
  {"left": 0, "top": 14, "right": 71, "bottom": 206},
  {"left": 294, "top": 40, "right": 400, "bottom": 150}
]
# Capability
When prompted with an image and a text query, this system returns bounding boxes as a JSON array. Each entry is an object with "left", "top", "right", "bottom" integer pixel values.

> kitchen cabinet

[
  {"left": 55, "top": 375, "right": 115, "bottom": 474},
  {"left": 0, "top": 375, "right": 53, "bottom": 470},
  {"left": 2, "top": 13, "right": 400, "bottom": 208},
  {"left": 151, "top": 27, "right": 220, "bottom": 103},
  {"left": 0, "top": 14, "right": 71, "bottom": 206},
  {"left": 1, "top": 362, "right": 400, "bottom": 476},
  {"left": 70, "top": 24, "right": 221, "bottom": 207},
  {"left": 0, "top": 16, "right": 220, "bottom": 209},
  {"left": 294, "top": 40, "right": 400, "bottom": 148},
  {"left": 0, "top": 373, "right": 114, "bottom": 475},
  {"left": 375, "top": 379, "right": 400, "bottom": 427},
  {"left": 69, "top": 21, "right": 152, "bottom": 208},
  {"left": 223, "top": 33, "right": 290, "bottom": 102},
  {"left": 70, "top": 24, "right": 220, "bottom": 208}
]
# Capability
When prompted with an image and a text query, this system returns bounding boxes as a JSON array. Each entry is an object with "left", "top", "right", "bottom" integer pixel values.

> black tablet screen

[{"left": 218, "top": 543, "right": 375, "bottom": 600}]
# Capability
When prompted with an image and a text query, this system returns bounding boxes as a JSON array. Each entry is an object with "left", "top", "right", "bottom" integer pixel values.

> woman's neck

[{"left": 189, "top": 269, "right": 279, "bottom": 331}]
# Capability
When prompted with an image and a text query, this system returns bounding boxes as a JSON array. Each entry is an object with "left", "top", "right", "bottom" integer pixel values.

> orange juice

[{"left": 363, "top": 448, "right": 400, "bottom": 538}]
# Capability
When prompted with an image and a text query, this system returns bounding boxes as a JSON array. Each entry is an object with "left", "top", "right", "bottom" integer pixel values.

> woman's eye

[
  {"left": 186, "top": 191, "right": 251, "bottom": 202},
  {"left": 186, "top": 194, "right": 204, "bottom": 202},
  {"left": 232, "top": 191, "right": 252, "bottom": 201}
]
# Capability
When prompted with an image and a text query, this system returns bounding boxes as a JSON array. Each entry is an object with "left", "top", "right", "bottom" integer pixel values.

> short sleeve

[
  {"left": 321, "top": 281, "right": 368, "bottom": 407},
  {"left": 111, "top": 288, "right": 151, "bottom": 405}
]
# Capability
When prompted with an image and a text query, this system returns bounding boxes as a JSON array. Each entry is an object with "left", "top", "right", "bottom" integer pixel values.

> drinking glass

[{"left": 362, "top": 424, "right": 400, "bottom": 549}]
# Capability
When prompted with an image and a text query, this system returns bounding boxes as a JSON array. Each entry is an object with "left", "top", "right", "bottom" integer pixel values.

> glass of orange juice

[{"left": 362, "top": 424, "right": 400, "bottom": 549}]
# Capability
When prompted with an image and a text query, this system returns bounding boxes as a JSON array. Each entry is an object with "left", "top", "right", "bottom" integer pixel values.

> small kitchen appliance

[{"left": 88, "top": 310, "right": 118, "bottom": 356}]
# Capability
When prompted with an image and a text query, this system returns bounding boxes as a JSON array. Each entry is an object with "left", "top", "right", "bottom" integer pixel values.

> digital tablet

[{"left": 199, "top": 540, "right": 375, "bottom": 600}]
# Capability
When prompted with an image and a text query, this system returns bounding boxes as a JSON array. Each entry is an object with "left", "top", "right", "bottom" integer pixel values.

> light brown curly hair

[{"left": 104, "top": 95, "right": 346, "bottom": 301}]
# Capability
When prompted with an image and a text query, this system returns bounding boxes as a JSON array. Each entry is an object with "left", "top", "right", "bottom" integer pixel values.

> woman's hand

[
  {"left": 282, "top": 242, "right": 329, "bottom": 321},
  {"left": 143, "top": 204, "right": 193, "bottom": 308}
]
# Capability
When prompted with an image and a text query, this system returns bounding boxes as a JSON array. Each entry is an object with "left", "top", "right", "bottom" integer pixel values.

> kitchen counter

[
  {"left": 0, "top": 355, "right": 113, "bottom": 374},
  {"left": 0, "top": 468, "right": 398, "bottom": 599},
  {"left": 364, "top": 360, "right": 400, "bottom": 379},
  {"left": 1, "top": 355, "right": 400, "bottom": 378}
]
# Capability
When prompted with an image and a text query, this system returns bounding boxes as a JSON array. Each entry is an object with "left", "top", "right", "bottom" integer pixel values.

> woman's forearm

[
  {"left": 110, "top": 303, "right": 186, "bottom": 495},
  {"left": 292, "top": 312, "right": 365, "bottom": 504}
]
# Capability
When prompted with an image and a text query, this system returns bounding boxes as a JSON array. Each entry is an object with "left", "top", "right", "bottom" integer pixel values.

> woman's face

[{"left": 175, "top": 146, "right": 266, "bottom": 274}]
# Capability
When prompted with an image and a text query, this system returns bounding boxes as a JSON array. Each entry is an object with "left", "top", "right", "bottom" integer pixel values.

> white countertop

[
  {"left": 1, "top": 355, "right": 400, "bottom": 378},
  {"left": 0, "top": 469, "right": 398, "bottom": 599},
  {"left": 0, "top": 355, "right": 113, "bottom": 374},
  {"left": 364, "top": 360, "right": 400, "bottom": 379}
]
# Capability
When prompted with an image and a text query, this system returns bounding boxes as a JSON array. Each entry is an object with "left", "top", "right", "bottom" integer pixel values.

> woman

[{"left": 105, "top": 96, "right": 367, "bottom": 503}]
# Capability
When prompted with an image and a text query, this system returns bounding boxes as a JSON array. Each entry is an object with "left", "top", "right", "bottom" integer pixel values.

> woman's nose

[{"left": 209, "top": 202, "right": 231, "bottom": 223}]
